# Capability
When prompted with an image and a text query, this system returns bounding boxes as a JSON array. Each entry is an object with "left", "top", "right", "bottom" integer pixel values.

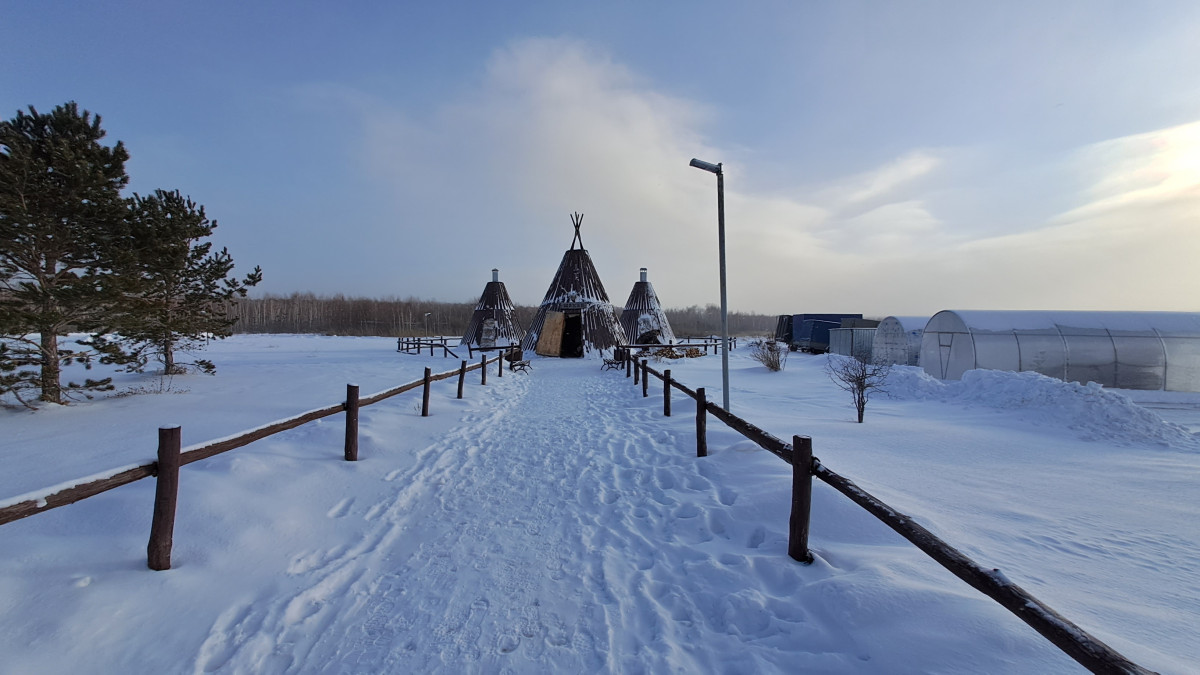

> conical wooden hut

[
  {"left": 460, "top": 268, "right": 526, "bottom": 350},
  {"left": 522, "top": 213, "right": 627, "bottom": 357},
  {"left": 620, "top": 268, "right": 676, "bottom": 346}
]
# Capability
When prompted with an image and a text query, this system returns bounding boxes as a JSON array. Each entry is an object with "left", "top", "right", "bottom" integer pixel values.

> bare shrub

[
  {"left": 748, "top": 338, "right": 788, "bottom": 372},
  {"left": 825, "top": 354, "right": 891, "bottom": 423}
]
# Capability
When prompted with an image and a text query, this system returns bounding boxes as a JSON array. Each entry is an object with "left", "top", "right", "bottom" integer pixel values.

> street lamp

[
  {"left": 689, "top": 157, "right": 730, "bottom": 412},
  {"left": 424, "top": 312, "right": 432, "bottom": 338}
]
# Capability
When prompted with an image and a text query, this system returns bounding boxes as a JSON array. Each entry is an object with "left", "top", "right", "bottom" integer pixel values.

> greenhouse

[
  {"left": 919, "top": 310, "right": 1200, "bottom": 392},
  {"left": 872, "top": 316, "right": 930, "bottom": 366}
]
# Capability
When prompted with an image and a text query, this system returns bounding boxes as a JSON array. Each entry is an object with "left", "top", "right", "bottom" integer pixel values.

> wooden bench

[{"left": 511, "top": 360, "right": 532, "bottom": 373}]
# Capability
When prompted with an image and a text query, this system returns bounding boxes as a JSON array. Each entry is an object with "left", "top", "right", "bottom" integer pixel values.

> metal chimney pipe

[
  {"left": 492, "top": 268, "right": 499, "bottom": 282},
  {"left": 640, "top": 267, "right": 648, "bottom": 282}
]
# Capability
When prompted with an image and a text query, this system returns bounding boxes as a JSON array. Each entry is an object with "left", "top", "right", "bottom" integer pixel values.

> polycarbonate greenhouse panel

[
  {"left": 920, "top": 310, "right": 1200, "bottom": 392},
  {"left": 1163, "top": 337, "right": 1200, "bottom": 392},
  {"left": 1062, "top": 331, "right": 1119, "bottom": 388},
  {"left": 872, "top": 316, "right": 928, "bottom": 366},
  {"left": 1016, "top": 330, "right": 1068, "bottom": 380}
]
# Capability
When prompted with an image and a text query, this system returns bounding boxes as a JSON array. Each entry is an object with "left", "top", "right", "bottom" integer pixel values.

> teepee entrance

[
  {"left": 561, "top": 312, "right": 584, "bottom": 357},
  {"left": 534, "top": 309, "right": 586, "bottom": 357}
]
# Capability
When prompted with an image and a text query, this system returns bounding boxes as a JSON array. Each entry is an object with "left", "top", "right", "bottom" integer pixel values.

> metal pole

[
  {"left": 691, "top": 157, "right": 731, "bottom": 412},
  {"left": 717, "top": 167, "right": 730, "bottom": 412}
]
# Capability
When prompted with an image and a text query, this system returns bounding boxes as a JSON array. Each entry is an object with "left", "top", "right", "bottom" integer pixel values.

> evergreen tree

[
  {"left": 103, "top": 189, "right": 262, "bottom": 375},
  {"left": 0, "top": 102, "right": 130, "bottom": 404}
]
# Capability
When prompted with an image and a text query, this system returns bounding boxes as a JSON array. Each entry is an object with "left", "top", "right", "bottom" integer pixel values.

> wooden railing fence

[
  {"left": 0, "top": 353, "right": 508, "bottom": 571},
  {"left": 626, "top": 359, "right": 1154, "bottom": 675},
  {"left": 397, "top": 336, "right": 459, "bottom": 358}
]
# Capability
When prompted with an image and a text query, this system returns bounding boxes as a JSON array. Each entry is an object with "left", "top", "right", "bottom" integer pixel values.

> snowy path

[{"left": 193, "top": 364, "right": 776, "bottom": 673}]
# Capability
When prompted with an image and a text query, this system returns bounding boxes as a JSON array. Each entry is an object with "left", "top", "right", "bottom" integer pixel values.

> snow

[{"left": 2, "top": 334, "right": 1199, "bottom": 673}]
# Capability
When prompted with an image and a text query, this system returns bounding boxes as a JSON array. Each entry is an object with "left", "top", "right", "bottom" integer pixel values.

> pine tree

[
  {"left": 102, "top": 189, "right": 261, "bottom": 375},
  {"left": 0, "top": 102, "right": 130, "bottom": 404}
]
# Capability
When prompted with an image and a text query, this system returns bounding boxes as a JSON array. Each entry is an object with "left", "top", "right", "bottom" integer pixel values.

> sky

[{"left": 3, "top": 1, "right": 1199, "bottom": 315}]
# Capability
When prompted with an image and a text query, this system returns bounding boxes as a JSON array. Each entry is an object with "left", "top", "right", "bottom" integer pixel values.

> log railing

[
  {"left": 628, "top": 360, "right": 1154, "bottom": 675},
  {"left": 0, "top": 354, "right": 507, "bottom": 532},
  {"left": 397, "top": 336, "right": 459, "bottom": 358}
]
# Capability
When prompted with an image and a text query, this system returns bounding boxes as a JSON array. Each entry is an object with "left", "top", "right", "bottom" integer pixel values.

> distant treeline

[{"left": 225, "top": 293, "right": 777, "bottom": 338}]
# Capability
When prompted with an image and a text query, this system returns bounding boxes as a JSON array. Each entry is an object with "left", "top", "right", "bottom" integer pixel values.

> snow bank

[{"left": 887, "top": 366, "right": 1200, "bottom": 449}]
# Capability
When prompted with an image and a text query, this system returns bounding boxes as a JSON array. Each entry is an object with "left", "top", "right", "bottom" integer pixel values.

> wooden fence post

[
  {"left": 457, "top": 360, "right": 467, "bottom": 399},
  {"left": 664, "top": 369, "right": 672, "bottom": 417},
  {"left": 789, "top": 435, "right": 814, "bottom": 564},
  {"left": 633, "top": 358, "right": 640, "bottom": 385},
  {"left": 344, "top": 384, "right": 359, "bottom": 461},
  {"left": 641, "top": 360, "right": 649, "bottom": 398},
  {"left": 422, "top": 367, "right": 432, "bottom": 416},
  {"left": 481, "top": 354, "right": 487, "bottom": 385},
  {"left": 147, "top": 426, "right": 181, "bottom": 571},
  {"left": 498, "top": 352, "right": 503, "bottom": 377},
  {"left": 626, "top": 353, "right": 632, "bottom": 378},
  {"left": 696, "top": 387, "right": 708, "bottom": 457}
]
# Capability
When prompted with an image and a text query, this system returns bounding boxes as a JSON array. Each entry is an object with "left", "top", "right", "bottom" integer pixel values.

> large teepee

[
  {"left": 620, "top": 267, "right": 676, "bottom": 345},
  {"left": 522, "top": 213, "right": 627, "bottom": 357},
  {"left": 460, "top": 268, "right": 526, "bottom": 350}
]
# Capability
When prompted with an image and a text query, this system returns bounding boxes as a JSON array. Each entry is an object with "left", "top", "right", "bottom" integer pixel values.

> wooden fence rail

[
  {"left": 397, "top": 336, "right": 459, "bottom": 359},
  {"left": 0, "top": 354, "right": 505, "bottom": 529},
  {"left": 631, "top": 363, "right": 1154, "bottom": 675}
]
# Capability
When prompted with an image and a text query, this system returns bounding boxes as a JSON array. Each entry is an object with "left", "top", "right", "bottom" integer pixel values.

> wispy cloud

[
  {"left": 320, "top": 37, "right": 1198, "bottom": 315},
  {"left": 1054, "top": 120, "right": 1200, "bottom": 223}
]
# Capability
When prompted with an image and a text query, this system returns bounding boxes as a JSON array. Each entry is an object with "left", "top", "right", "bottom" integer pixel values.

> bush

[
  {"left": 748, "top": 339, "right": 788, "bottom": 372},
  {"left": 825, "top": 355, "right": 892, "bottom": 423}
]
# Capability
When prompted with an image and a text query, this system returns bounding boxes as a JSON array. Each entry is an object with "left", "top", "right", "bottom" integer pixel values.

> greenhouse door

[{"left": 937, "top": 332, "right": 954, "bottom": 379}]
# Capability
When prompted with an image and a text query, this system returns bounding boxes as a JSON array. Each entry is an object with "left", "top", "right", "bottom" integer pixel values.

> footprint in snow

[{"left": 326, "top": 497, "right": 354, "bottom": 519}]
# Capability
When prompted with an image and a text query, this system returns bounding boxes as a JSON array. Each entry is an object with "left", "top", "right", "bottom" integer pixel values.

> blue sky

[{"left": 4, "top": 1, "right": 1198, "bottom": 315}]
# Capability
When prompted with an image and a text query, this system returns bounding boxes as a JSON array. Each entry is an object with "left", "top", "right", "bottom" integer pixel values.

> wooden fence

[
  {"left": 626, "top": 359, "right": 1154, "bottom": 675},
  {"left": 0, "top": 354, "right": 508, "bottom": 570},
  {"left": 397, "top": 336, "right": 459, "bottom": 358}
]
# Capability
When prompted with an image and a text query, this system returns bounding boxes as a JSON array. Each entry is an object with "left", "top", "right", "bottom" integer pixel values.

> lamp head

[{"left": 689, "top": 158, "right": 722, "bottom": 174}]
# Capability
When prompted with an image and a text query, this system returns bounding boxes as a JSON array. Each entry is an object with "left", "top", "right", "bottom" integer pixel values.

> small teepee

[
  {"left": 620, "top": 268, "right": 676, "bottom": 345},
  {"left": 522, "top": 213, "right": 627, "bottom": 357},
  {"left": 460, "top": 268, "right": 526, "bottom": 350}
]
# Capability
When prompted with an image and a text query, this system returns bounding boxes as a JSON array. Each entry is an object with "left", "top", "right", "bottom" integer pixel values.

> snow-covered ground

[{"left": 2, "top": 334, "right": 1198, "bottom": 674}]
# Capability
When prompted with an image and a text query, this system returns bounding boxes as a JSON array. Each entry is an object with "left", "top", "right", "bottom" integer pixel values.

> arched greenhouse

[
  {"left": 919, "top": 310, "right": 1200, "bottom": 392},
  {"left": 872, "top": 316, "right": 930, "bottom": 366}
]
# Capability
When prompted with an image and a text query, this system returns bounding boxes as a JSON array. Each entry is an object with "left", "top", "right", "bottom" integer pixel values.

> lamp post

[
  {"left": 689, "top": 158, "right": 730, "bottom": 412},
  {"left": 424, "top": 312, "right": 432, "bottom": 338}
]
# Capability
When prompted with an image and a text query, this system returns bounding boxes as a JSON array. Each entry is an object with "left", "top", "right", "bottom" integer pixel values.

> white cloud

[
  {"left": 1053, "top": 119, "right": 1200, "bottom": 224},
  {"left": 820, "top": 150, "right": 943, "bottom": 212},
  {"left": 326, "top": 38, "right": 1199, "bottom": 316}
]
